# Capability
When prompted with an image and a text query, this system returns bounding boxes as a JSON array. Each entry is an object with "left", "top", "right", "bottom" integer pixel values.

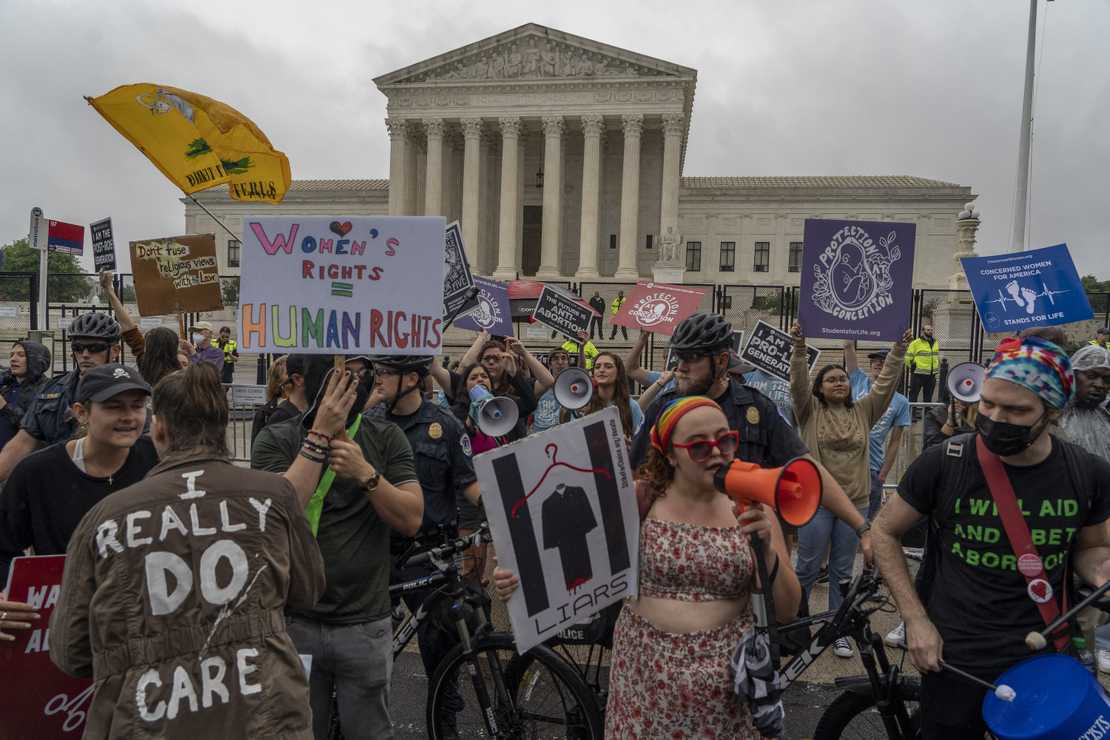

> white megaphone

[
  {"left": 468, "top": 385, "right": 519, "bottom": 437},
  {"left": 553, "top": 367, "right": 594, "bottom": 410},
  {"left": 947, "top": 362, "right": 986, "bottom": 403}
]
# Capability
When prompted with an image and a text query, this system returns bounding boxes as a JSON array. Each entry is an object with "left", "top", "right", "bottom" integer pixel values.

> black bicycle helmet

[
  {"left": 68, "top": 311, "right": 121, "bottom": 342},
  {"left": 368, "top": 355, "right": 434, "bottom": 376},
  {"left": 669, "top": 312, "right": 733, "bottom": 353}
]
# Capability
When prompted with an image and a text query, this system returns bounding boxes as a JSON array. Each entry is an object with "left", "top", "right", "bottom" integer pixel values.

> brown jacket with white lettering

[{"left": 50, "top": 456, "right": 325, "bottom": 739}]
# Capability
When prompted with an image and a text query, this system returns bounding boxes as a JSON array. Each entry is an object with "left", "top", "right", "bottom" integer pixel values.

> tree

[
  {"left": 220, "top": 276, "right": 239, "bottom": 307},
  {"left": 0, "top": 238, "right": 96, "bottom": 303},
  {"left": 1082, "top": 275, "right": 1110, "bottom": 314}
]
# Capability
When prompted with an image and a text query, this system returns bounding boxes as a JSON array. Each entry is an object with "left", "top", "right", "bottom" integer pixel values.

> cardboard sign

[
  {"left": 129, "top": 234, "right": 223, "bottom": 317},
  {"left": 238, "top": 216, "right": 445, "bottom": 355},
  {"left": 47, "top": 220, "right": 84, "bottom": 256},
  {"left": 0, "top": 555, "right": 94, "bottom": 739},
  {"left": 90, "top": 218, "right": 116, "bottom": 273},
  {"left": 474, "top": 407, "right": 639, "bottom": 654},
  {"left": 610, "top": 282, "right": 706, "bottom": 335},
  {"left": 455, "top": 277, "right": 512, "bottom": 336},
  {"left": 532, "top": 285, "right": 595, "bottom": 340},
  {"left": 961, "top": 243, "right": 1093, "bottom": 332},
  {"left": 741, "top": 320, "right": 821, "bottom": 382},
  {"left": 800, "top": 219, "right": 916, "bottom": 341},
  {"left": 230, "top": 384, "right": 267, "bottom": 408},
  {"left": 443, "top": 221, "right": 478, "bottom": 319}
]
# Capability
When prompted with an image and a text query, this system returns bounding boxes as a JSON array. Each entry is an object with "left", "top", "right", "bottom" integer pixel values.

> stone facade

[{"left": 185, "top": 23, "right": 976, "bottom": 288}]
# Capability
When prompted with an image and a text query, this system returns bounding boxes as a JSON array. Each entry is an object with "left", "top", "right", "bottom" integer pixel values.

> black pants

[
  {"left": 589, "top": 315, "right": 602, "bottom": 339},
  {"left": 221, "top": 362, "right": 235, "bottom": 384},
  {"left": 920, "top": 667, "right": 999, "bottom": 739},
  {"left": 909, "top": 373, "right": 936, "bottom": 403},
  {"left": 609, "top": 322, "right": 628, "bottom": 340}
]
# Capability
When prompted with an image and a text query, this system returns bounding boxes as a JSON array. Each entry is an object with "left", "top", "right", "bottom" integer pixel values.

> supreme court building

[{"left": 187, "top": 23, "right": 979, "bottom": 289}]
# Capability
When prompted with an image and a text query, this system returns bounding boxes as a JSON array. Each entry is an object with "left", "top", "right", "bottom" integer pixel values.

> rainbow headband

[
  {"left": 986, "top": 335, "right": 1074, "bottom": 410},
  {"left": 650, "top": 396, "right": 721, "bottom": 452}
]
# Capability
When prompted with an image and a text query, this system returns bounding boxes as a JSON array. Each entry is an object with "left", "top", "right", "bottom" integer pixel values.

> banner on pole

[
  {"left": 0, "top": 555, "right": 94, "bottom": 739},
  {"left": 238, "top": 216, "right": 445, "bottom": 355},
  {"left": 455, "top": 277, "right": 512, "bottom": 336},
  {"left": 90, "top": 218, "right": 116, "bottom": 273},
  {"left": 610, "top": 282, "right": 706, "bottom": 335},
  {"left": 800, "top": 219, "right": 915, "bottom": 341},
  {"left": 47, "top": 220, "right": 84, "bottom": 256},
  {"left": 130, "top": 234, "right": 223, "bottom": 316},
  {"left": 961, "top": 243, "right": 1093, "bottom": 332},
  {"left": 442, "top": 221, "right": 478, "bottom": 319},
  {"left": 474, "top": 407, "right": 639, "bottom": 654},
  {"left": 532, "top": 285, "right": 595, "bottom": 340},
  {"left": 741, "top": 320, "right": 821, "bottom": 382}
]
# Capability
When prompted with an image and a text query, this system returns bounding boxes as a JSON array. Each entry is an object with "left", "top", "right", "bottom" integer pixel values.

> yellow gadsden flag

[{"left": 86, "top": 84, "right": 291, "bottom": 203}]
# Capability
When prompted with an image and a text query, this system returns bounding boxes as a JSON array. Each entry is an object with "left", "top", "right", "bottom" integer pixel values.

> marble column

[
  {"left": 493, "top": 117, "right": 521, "bottom": 281},
  {"left": 537, "top": 116, "right": 564, "bottom": 278},
  {"left": 658, "top": 113, "right": 684, "bottom": 262},
  {"left": 422, "top": 118, "right": 444, "bottom": 216},
  {"left": 616, "top": 114, "right": 644, "bottom": 279},
  {"left": 460, "top": 118, "right": 483, "bottom": 266},
  {"left": 576, "top": 114, "right": 605, "bottom": 279},
  {"left": 385, "top": 118, "right": 408, "bottom": 215},
  {"left": 403, "top": 122, "right": 419, "bottom": 215}
]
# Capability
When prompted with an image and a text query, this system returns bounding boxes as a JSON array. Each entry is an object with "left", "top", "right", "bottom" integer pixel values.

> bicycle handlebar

[{"left": 402, "top": 522, "right": 492, "bottom": 569}]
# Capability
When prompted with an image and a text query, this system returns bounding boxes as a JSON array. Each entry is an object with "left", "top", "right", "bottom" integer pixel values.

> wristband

[
  {"left": 299, "top": 448, "right": 326, "bottom": 464},
  {"left": 307, "top": 430, "right": 332, "bottom": 444},
  {"left": 854, "top": 521, "right": 872, "bottom": 537}
]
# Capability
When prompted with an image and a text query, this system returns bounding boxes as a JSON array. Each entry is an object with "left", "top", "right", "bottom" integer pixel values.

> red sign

[
  {"left": 610, "top": 282, "right": 707, "bottom": 335},
  {"left": 1, "top": 556, "right": 93, "bottom": 739},
  {"left": 46, "top": 220, "right": 85, "bottom": 256}
]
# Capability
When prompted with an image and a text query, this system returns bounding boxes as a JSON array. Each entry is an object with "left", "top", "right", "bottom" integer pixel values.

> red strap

[{"left": 975, "top": 436, "right": 1070, "bottom": 652}]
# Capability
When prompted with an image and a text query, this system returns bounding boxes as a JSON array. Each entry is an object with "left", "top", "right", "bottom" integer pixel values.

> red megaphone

[{"left": 713, "top": 456, "right": 822, "bottom": 527}]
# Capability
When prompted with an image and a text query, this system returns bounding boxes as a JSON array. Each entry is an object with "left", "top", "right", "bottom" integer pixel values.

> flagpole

[
  {"left": 187, "top": 194, "right": 241, "bottom": 243},
  {"left": 1011, "top": 0, "right": 1039, "bottom": 252}
]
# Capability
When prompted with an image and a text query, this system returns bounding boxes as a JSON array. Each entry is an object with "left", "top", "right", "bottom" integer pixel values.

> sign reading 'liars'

[{"left": 238, "top": 216, "right": 446, "bottom": 355}]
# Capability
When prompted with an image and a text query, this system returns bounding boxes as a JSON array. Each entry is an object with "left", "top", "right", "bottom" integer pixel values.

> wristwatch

[
  {"left": 854, "top": 521, "right": 872, "bottom": 537},
  {"left": 362, "top": 468, "right": 381, "bottom": 496}
]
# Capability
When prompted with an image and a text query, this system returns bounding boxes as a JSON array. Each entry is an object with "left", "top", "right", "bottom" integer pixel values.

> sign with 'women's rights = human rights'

[{"left": 238, "top": 216, "right": 446, "bottom": 355}]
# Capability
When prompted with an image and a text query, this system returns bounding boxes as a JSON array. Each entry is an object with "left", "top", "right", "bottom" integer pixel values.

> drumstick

[
  {"left": 1024, "top": 578, "right": 1110, "bottom": 651},
  {"left": 940, "top": 660, "right": 1016, "bottom": 701}
]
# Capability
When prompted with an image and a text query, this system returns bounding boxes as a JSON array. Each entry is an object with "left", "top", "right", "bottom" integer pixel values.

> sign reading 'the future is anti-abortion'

[{"left": 238, "top": 216, "right": 446, "bottom": 355}]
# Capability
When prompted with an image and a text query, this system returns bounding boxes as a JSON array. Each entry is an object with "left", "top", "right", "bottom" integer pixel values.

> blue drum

[{"left": 983, "top": 654, "right": 1110, "bottom": 740}]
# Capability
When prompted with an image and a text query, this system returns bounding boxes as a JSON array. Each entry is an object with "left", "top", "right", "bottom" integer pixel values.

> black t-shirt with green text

[{"left": 899, "top": 436, "right": 1110, "bottom": 674}]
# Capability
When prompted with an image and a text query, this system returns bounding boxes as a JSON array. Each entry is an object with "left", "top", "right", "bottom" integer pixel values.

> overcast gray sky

[{"left": 2, "top": 0, "right": 1107, "bottom": 277}]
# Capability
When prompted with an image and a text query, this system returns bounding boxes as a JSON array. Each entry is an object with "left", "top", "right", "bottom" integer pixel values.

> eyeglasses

[
  {"left": 674, "top": 350, "right": 711, "bottom": 364},
  {"left": 671, "top": 431, "right": 740, "bottom": 462},
  {"left": 72, "top": 342, "right": 110, "bottom": 355}
]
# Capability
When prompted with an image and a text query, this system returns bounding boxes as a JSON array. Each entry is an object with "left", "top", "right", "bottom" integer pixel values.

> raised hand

[
  {"left": 98, "top": 271, "right": 114, "bottom": 294},
  {"left": 311, "top": 369, "right": 358, "bottom": 437}
]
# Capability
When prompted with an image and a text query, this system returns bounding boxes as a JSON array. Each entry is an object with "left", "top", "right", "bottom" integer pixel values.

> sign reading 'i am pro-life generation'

[{"left": 238, "top": 216, "right": 446, "bottom": 355}]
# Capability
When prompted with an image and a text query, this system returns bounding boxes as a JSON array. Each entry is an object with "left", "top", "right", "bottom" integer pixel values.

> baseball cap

[
  {"left": 77, "top": 364, "right": 152, "bottom": 403},
  {"left": 867, "top": 350, "right": 889, "bottom": 361}
]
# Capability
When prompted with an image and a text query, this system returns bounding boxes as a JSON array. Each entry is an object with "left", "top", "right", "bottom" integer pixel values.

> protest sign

[
  {"left": 443, "top": 221, "right": 478, "bottom": 319},
  {"left": 47, "top": 220, "right": 84, "bottom": 256},
  {"left": 474, "top": 407, "right": 639, "bottom": 654},
  {"left": 800, "top": 219, "right": 915, "bottom": 341},
  {"left": 741, "top": 320, "right": 821, "bottom": 382},
  {"left": 129, "top": 234, "right": 222, "bottom": 317},
  {"left": 455, "top": 277, "right": 512, "bottom": 336},
  {"left": 89, "top": 218, "right": 116, "bottom": 273},
  {"left": 230, "top": 384, "right": 267, "bottom": 408},
  {"left": 610, "top": 282, "right": 706, "bottom": 335},
  {"left": 961, "top": 243, "right": 1093, "bottom": 332},
  {"left": 0, "top": 555, "right": 94, "bottom": 739},
  {"left": 532, "top": 285, "right": 595, "bottom": 340},
  {"left": 238, "top": 216, "right": 445, "bottom": 355}
]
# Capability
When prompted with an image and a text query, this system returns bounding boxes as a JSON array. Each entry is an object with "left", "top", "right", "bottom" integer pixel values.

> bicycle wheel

[
  {"left": 813, "top": 680, "right": 921, "bottom": 740},
  {"left": 426, "top": 632, "right": 604, "bottom": 739}
]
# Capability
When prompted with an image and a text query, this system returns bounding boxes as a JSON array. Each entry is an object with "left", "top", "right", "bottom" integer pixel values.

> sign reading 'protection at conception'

[
  {"left": 238, "top": 216, "right": 445, "bottom": 355},
  {"left": 610, "top": 282, "right": 706, "bottom": 335}
]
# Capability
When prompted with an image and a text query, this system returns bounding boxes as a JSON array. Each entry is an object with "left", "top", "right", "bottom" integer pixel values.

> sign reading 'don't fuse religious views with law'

[
  {"left": 130, "top": 234, "right": 223, "bottom": 316},
  {"left": 238, "top": 216, "right": 446, "bottom": 355}
]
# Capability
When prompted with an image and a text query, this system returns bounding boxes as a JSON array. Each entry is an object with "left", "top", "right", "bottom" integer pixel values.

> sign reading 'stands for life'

[{"left": 238, "top": 216, "right": 446, "bottom": 355}]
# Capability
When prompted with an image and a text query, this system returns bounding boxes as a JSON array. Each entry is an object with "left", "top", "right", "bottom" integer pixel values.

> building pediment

[{"left": 374, "top": 23, "right": 696, "bottom": 87}]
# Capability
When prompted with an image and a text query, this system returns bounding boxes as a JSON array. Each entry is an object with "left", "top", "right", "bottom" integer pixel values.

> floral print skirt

[{"left": 604, "top": 606, "right": 758, "bottom": 739}]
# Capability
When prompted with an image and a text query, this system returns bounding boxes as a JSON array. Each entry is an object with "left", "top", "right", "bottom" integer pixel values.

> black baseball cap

[
  {"left": 77, "top": 364, "right": 152, "bottom": 403},
  {"left": 867, "top": 350, "right": 889, "bottom": 361}
]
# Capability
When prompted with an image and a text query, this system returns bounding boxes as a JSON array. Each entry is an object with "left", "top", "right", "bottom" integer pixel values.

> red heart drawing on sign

[{"left": 329, "top": 221, "right": 352, "bottom": 237}]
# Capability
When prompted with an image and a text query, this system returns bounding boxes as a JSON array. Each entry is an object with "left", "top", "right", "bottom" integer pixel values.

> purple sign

[
  {"left": 455, "top": 276, "right": 512, "bottom": 336},
  {"left": 800, "top": 218, "right": 916, "bottom": 341}
]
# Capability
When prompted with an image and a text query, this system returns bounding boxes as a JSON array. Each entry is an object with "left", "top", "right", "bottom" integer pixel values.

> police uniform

[
  {"left": 20, "top": 370, "right": 80, "bottom": 445},
  {"left": 630, "top": 378, "right": 809, "bottom": 469}
]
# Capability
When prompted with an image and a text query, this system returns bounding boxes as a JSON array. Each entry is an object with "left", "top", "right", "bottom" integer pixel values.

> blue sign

[
  {"left": 455, "top": 276, "right": 513, "bottom": 336},
  {"left": 962, "top": 244, "right": 1092, "bottom": 333},
  {"left": 799, "top": 219, "right": 916, "bottom": 341}
]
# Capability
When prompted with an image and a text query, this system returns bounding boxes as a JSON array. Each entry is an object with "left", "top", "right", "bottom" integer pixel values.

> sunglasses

[
  {"left": 72, "top": 342, "right": 110, "bottom": 355},
  {"left": 674, "top": 350, "right": 711, "bottom": 364},
  {"left": 671, "top": 431, "right": 740, "bottom": 462}
]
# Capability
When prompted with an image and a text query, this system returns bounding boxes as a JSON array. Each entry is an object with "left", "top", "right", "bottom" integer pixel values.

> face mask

[
  {"left": 975, "top": 412, "right": 1046, "bottom": 456},
  {"left": 192, "top": 333, "right": 206, "bottom": 345}
]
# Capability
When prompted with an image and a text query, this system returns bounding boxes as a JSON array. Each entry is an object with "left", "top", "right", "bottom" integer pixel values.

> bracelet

[
  {"left": 299, "top": 448, "right": 326, "bottom": 464},
  {"left": 307, "top": 430, "right": 332, "bottom": 444},
  {"left": 302, "top": 438, "right": 328, "bottom": 453}
]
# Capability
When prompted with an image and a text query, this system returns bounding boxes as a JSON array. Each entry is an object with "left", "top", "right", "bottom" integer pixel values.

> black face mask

[{"left": 975, "top": 412, "right": 1047, "bottom": 456}]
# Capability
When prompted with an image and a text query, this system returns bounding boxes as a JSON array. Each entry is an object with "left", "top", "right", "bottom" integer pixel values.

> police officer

[
  {"left": 365, "top": 354, "right": 480, "bottom": 735},
  {"left": 0, "top": 311, "right": 122, "bottom": 482}
]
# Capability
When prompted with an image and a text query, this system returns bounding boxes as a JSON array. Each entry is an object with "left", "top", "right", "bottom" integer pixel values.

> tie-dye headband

[
  {"left": 986, "top": 335, "right": 1074, "bottom": 410},
  {"left": 650, "top": 396, "right": 722, "bottom": 452}
]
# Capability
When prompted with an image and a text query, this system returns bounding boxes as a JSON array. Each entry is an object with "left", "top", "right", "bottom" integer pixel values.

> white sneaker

[
  {"left": 885, "top": 622, "right": 907, "bottom": 648},
  {"left": 834, "top": 637, "right": 854, "bottom": 658},
  {"left": 1098, "top": 649, "right": 1110, "bottom": 674}
]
